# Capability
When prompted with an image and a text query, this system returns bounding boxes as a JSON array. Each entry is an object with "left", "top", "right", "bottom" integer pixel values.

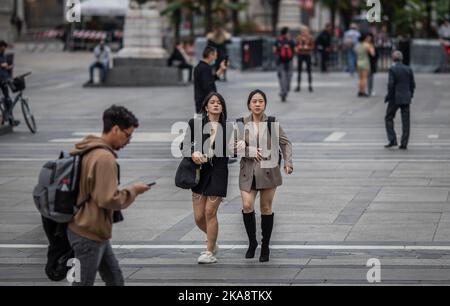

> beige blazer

[{"left": 232, "top": 113, "right": 293, "bottom": 192}]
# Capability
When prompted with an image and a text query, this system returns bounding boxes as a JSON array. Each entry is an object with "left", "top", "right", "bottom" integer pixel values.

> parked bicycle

[{"left": 0, "top": 72, "right": 36, "bottom": 133}]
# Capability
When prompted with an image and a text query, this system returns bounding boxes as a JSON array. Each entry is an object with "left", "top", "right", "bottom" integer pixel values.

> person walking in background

[
  {"left": 167, "top": 40, "right": 194, "bottom": 82},
  {"left": 315, "top": 23, "right": 333, "bottom": 73},
  {"left": 181, "top": 92, "right": 231, "bottom": 264},
  {"left": 87, "top": 40, "right": 111, "bottom": 85},
  {"left": 206, "top": 25, "right": 232, "bottom": 81},
  {"left": 0, "top": 40, "right": 19, "bottom": 126},
  {"left": 384, "top": 51, "right": 416, "bottom": 150},
  {"left": 343, "top": 23, "right": 361, "bottom": 76},
  {"left": 273, "top": 27, "right": 296, "bottom": 102},
  {"left": 232, "top": 89, "right": 293, "bottom": 262},
  {"left": 376, "top": 24, "right": 393, "bottom": 71},
  {"left": 67, "top": 105, "right": 151, "bottom": 286},
  {"left": 356, "top": 34, "right": 375, "bottom": 97},
  {"left": 438, "top": 19, "right": 450, "bottom": 42},
  {"left": 193, "top": 46, "right": 228, "bottom": 114},
  {"left": 295, "top": 26, "right": 314, "bottom": 93},
  {"left": 367, "top": 33, "right": 379, "bottom": 97}
]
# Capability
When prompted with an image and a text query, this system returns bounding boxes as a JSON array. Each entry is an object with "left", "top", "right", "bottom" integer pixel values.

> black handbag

[
  {"left": 175, "top": 158, "right": 201, "bottom": 189},
  {"left": 113, "top": 210, "right": 124, "bottom": 223}
]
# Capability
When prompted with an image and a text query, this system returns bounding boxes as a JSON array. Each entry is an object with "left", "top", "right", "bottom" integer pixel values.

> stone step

[{"left": 105, "top": 66, "right": 183, "bottom": 87}]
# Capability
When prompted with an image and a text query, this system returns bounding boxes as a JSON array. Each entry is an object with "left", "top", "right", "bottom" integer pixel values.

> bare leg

[
  {"left": 192, "top": 193, "right": 207, "bottom": 234},
  {"left": 205, "top": 196, "right": 222, "bottom": 252},
  {"left": 241, "top": 190, "right": 258, "bottom": 213},
  {"left": 260, "top": 188, "right": 276, "bottom": 215}
]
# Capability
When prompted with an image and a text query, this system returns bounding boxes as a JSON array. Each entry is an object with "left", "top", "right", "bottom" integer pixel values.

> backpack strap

[
  {"left": 267, "top": 116, "right": 276, "bottom": 137},
  {"left": 267, "top": 116, "right": 282, "bottom": 166}
]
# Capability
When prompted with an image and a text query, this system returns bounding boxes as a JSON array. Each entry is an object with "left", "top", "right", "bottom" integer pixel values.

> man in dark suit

[
  {"left": 315, "top": 23, "right": 332, "bottom": 73},
  {"left": 384, "top": 51, "right": 416, "bottom": 150}
]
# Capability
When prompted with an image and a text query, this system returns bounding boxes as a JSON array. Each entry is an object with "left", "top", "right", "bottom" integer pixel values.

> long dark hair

[
  {"left": 246, "top": 89, "right": 267, "bottom": 111},
  {"left": 201, "top": 92, "right": 228, "bottom": 124}
]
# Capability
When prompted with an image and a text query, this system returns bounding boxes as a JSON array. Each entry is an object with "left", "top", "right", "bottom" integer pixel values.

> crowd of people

[{"left": 11, "top": 20, "right": 418, "bottom": 286}]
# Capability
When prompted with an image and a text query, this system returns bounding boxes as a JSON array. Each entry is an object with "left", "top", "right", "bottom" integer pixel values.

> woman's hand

[
  {"left": 284, "top": 166, "right": 293, "bottom": 175},
  {"left": 248, "top": 147, "right": 263, "bottom": 162},
  {"left": 192, "top": 151, "right": 206, "bottom": 165}
]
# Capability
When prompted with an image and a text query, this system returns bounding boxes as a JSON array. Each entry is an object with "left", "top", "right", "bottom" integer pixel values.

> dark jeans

[
  {"left": 1, "top": 82, "right": 14, "bottom": 122},
  {"left": 297, "top": 55, "right": 312, "bottom": 87},
  {"left": 89, "top": 62, "right": 108, "bottom": 83},
  {"left": 67, "top": 228, "right": 124, "bottom": 286},
  {"left": 385, "top": 103, "right": 410, "bottom": 146}
]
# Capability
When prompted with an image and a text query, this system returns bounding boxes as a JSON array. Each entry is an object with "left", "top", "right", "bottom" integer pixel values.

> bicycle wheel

[{"left": 21, "top": 97, "right": 37, "bottom": 134}]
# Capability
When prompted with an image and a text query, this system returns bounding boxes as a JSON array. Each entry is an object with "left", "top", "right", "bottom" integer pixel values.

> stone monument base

[{"left": 104, "top": 58, "right": 183, "bottom": 87}]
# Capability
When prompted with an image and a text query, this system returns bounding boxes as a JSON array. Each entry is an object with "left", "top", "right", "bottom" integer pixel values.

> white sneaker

[{"left": 197, "top": 251, "right": 217, "bottom": 264}]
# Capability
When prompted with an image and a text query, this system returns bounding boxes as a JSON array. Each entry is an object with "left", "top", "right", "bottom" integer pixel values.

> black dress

[{"left": 182, "top": 117, "right": 230, "bottom": 197}]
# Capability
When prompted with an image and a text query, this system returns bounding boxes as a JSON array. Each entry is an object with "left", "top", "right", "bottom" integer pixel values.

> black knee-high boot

[
  {"left": 259, "top": 213, "right": 274, "bottom": 262},
  {"left": 242, "top": 211, "right": 258, "bottom": 259}
]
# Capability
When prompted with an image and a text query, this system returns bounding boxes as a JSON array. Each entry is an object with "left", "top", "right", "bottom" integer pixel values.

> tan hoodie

[{"left": 68, "top": 135, "right": 137, "bottom": 242}]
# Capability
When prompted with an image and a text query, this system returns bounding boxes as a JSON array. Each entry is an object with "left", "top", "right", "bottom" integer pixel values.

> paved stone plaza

[{"left": 1, "top": 48, "right": 450, "bottom": 285}]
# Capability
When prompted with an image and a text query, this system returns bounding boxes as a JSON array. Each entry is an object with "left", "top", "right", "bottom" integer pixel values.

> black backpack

[{"left": 37, "top": 148, "right": 123, "bottom": 281}]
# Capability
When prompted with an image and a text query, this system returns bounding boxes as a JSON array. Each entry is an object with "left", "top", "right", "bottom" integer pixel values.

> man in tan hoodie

[{"left": 67, "top": 105, "right": 150, "bottom": 286}]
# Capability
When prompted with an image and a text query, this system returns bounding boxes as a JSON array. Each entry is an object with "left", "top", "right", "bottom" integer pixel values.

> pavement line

[
  {"left": 291, "top": 142, "right": 450, "bottom": 146},
  {"left": 42, "top": 82, "right": 76, "bottom": 91},
  {"left": 428, "top": 135, "right": 439, "bottom": 139},
  {"left": 71, "top": 132, "right": 177, "bottom": 143},
  {"left": 324, "top": 132, "right": 346, "bottom": 142},
  {"left": 1, "top": 158, "right": 450, "bottom": 163},
  {"left": 43, "top": 141, "right": 450, "bottom": 146},
  {"left": 2, "top": 244, "right": 450, "bottom": 251},
  {"left": 228, "top": 81, "right": 352, "bottom": 88},
  {"left": 4, "top": 141, "right": 450, "bottom": 146}
]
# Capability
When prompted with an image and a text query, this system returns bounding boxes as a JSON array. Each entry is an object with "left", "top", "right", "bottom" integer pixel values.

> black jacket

[
  {"left": 369, "top": 49, "right": 378, "bottom": 74},
  {"left": 181, "top": 117, "right": 232, "bottom": 197},
  {"left": 385, "top": 63, "right": 416, "bottom": 105},
  {"left": 194, "top": 61, "right": 218, "bottom": 108},
  {"left": 167, "top": 47, "right": 190, "bottom": 67},
  {"left": 315, "top": 31, "right": 331, "bottom": 50}
]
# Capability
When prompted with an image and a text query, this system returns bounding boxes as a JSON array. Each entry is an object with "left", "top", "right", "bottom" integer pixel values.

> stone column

[
  {"left": 0, "top": 0, "right": 14, "bottom": 43},
  {"left": 105, "top": 2, "right": 181, "bottom": 87},
  {"left": 116, "top": 8, "right": 167, "bottom": 59}
]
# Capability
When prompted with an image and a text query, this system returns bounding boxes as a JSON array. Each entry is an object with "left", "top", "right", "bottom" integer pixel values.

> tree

[
  {"left": 215, "top": 0, "right": 248, "bottom": 35},
  {"left": 319, "top": 0, "right": 352, "bottom": 30},
  {"left": 265, "top": 0, "right": 281, "bottom": 36},
  {"left": 162, "top": 0, "right": 248, "bottom": 39},
  {"left": 161, "top": 0, "right": 201, "bottom": 41}
]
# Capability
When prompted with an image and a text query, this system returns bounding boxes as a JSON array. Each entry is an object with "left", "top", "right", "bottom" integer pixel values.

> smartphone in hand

[{"left": 147, "top": 181, "right": 156, "bottom": 187}]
